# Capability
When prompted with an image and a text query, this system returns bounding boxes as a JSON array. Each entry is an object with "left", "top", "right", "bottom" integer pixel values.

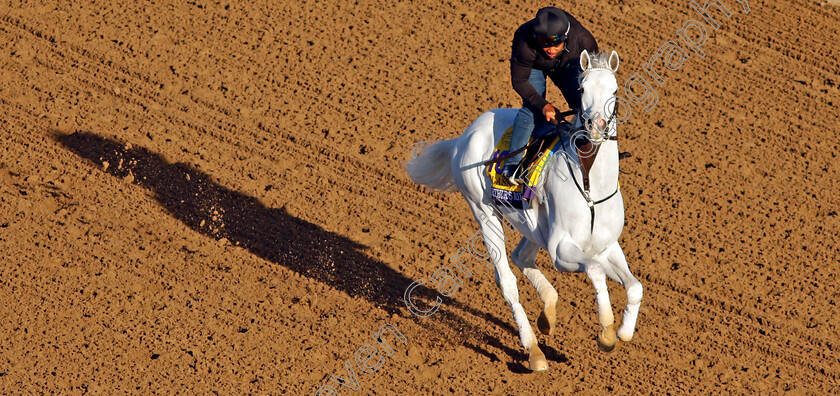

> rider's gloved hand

[{"left": 542, "top": 103, "right": 558, "bottom": 125}]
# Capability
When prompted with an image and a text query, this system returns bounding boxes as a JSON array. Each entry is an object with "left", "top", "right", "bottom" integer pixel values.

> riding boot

[{"left": 502, "top": 161, "right": 522, "bottom": 186}]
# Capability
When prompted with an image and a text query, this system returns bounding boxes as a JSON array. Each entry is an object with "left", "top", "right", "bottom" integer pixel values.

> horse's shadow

[{"left": 53, "top": 130, "right": 562, "bottom": 370}]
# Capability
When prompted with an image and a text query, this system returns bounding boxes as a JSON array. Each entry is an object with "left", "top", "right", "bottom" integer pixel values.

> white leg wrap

[
  {"left": 618, "top": 304, "right": 639, "bottom": 340},
  {"left": 618, "top": 282, "right": 643, "bottom": 340},
  {"left": 587, "top": 264, "right": 614, "bottom": 327},
  {"left": 522, "top": 268, "right": 558, "bottom": 304},
  {"left": 511, "top": 303, "right": 536, "bottom": 349},
  {"left": 595, "top": 287, "right": 615, "bottom": 326}
]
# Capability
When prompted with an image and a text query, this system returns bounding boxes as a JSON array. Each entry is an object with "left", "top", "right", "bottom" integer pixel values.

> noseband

[{"left": 578, "top": 67, "right": 619, "bottom": 143}]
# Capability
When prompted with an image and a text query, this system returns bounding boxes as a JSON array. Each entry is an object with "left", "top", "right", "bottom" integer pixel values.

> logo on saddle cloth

[{"left": 486, "top": 126, "right": 562, "bottom": 210}]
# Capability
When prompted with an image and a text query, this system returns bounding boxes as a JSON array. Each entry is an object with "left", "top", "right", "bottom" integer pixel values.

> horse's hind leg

[
  {"left": 469, "top": 203, "right": 547, "bottom": 371},
  {"left": 511, "top": 237, "right": 558, "bottom": 335},
  {"left": 604, "top": 243, "right": 643, "bottom": 342}
]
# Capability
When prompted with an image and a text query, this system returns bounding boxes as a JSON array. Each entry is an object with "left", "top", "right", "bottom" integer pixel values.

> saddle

[
  {"left": 485, "top": 121, "right": 628, "bottom": 210},
  {"left": 485, "top": 125, "right": 568, "bottom": 209}
]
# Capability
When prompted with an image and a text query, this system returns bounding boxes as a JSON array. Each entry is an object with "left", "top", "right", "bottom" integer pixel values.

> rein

[
  {"left": 483, "top": 109, "right": 577, "bottom": 168},
  {"left": 560, "top": 121, "right": 620, "bottom": 234}
]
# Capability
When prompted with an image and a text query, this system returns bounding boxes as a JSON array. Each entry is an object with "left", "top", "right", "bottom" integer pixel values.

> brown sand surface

[{"left": 1, "top": 0, "right": 839, "bottom": 394}]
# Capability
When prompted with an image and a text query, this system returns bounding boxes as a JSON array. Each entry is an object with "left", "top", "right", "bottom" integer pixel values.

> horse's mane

[{"left": 579, "top": 52, "right": 614, "bottom": 80}]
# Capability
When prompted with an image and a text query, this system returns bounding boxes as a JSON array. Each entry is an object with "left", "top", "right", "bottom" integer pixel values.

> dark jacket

[{"left": 510, "top": 11, "right": 598, "bottom": 110}]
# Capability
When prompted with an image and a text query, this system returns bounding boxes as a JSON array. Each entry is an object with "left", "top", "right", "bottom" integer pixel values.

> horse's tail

[{"left": 405, "top": 139, "right": 458, "bottom": 192}]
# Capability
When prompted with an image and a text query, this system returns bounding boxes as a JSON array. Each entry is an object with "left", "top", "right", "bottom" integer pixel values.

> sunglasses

[{"left": 537, "top": 34, "right": 566, "bottom": 48}]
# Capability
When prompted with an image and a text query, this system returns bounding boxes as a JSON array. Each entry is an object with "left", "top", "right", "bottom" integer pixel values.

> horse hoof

[
  {"left": 597, "top": 324, "right": 617, "bottom": 352},
  {"left": 527, "top": 347, "right": 549, "bottom": 372},
  {"left": 617, "top": 329, "right": 634, "bottom": 343},
  {"left": 537, "top": 306, "right": 556, "bottom": 336}
]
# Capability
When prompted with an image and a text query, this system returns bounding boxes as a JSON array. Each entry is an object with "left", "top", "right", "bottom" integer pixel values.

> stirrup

[
  {"left": 502, "top": 163, "right": 523, "bottom": 186},
  {"left": 506, "top": 174, "right": 521, "bottom": 186}
]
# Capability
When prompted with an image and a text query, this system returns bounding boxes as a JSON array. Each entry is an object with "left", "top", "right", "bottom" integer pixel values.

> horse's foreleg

[
  {"left": 557, "top": 240, "right": 616, "bottom": 351},
  {"left": 511, "top": 237, "right": 558, "bottom": 335},
  {"left": 604, "top": 243, "right": 643, "bottom": 342},
  {"left": 471, "top": 206, "right": 547, "bottom": 371}
]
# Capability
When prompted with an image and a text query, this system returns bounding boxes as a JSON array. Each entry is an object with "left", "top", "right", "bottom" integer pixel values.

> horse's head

[{"left": 577, "top": 50, "right": 620, "bottom": 142}]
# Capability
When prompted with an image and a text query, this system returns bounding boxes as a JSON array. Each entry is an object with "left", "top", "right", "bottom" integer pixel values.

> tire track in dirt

[
  {"left": 758, "top": 0, "right": 840, "bottom": 73},
  {"left": 3, "top": 14, "right": 480, "bottom": 352},
  {"left": 2, "top": 17, "right": 433, "bottom": 204},
  {"left": 1, "top": 14, "right": 463, "bottom": 235},
  {"left": 643, "top": 271, "right": 839, "bottom": 385},
  {"left": 662, "top": 269, "right": 838, "bottom": 358},
  {"left": 726, "top": 5, "right": 840, "bottom": 97},
  {"left": 4, "top": 0, "right": 840, "bottom": 393}
]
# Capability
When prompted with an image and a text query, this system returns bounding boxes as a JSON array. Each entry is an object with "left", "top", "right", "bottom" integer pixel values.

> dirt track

[{"left": 1, "top": 0, "right": 839, "bottom": 394}]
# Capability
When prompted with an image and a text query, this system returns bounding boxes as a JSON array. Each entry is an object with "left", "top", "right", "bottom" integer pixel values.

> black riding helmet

[{"left": 532, "top": 7, "right": 570, "bottom": 47}]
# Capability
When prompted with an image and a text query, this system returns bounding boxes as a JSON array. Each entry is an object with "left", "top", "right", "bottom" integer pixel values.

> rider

[{"left": 502, "top": 7, "right": 598, "bottom": 184}]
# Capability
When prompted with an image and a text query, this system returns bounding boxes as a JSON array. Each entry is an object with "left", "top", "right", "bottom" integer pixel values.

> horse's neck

[{"left": 589, "top": 140, "right": 620, "bottom": 197}]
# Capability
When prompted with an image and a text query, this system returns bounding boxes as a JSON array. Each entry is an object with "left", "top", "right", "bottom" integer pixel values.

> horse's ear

[
  {"left": 609, "top": 50, "right": 620, "bottom": 72},
  {"left": 580, "top": 50, "right": 590, "bottom": 70}
]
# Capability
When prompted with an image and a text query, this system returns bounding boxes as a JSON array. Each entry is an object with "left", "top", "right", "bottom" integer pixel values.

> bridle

[
  {"left": 558, "top": 66, "right": 621, "bottom": 233},
  {"left": 578, "top": 67, "right": 620, "bottom": 143}
]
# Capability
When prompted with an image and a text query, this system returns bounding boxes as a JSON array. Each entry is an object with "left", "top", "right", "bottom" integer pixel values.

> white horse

[{"left": 406, "top": 50, "right": 643, "bottom": 371}]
